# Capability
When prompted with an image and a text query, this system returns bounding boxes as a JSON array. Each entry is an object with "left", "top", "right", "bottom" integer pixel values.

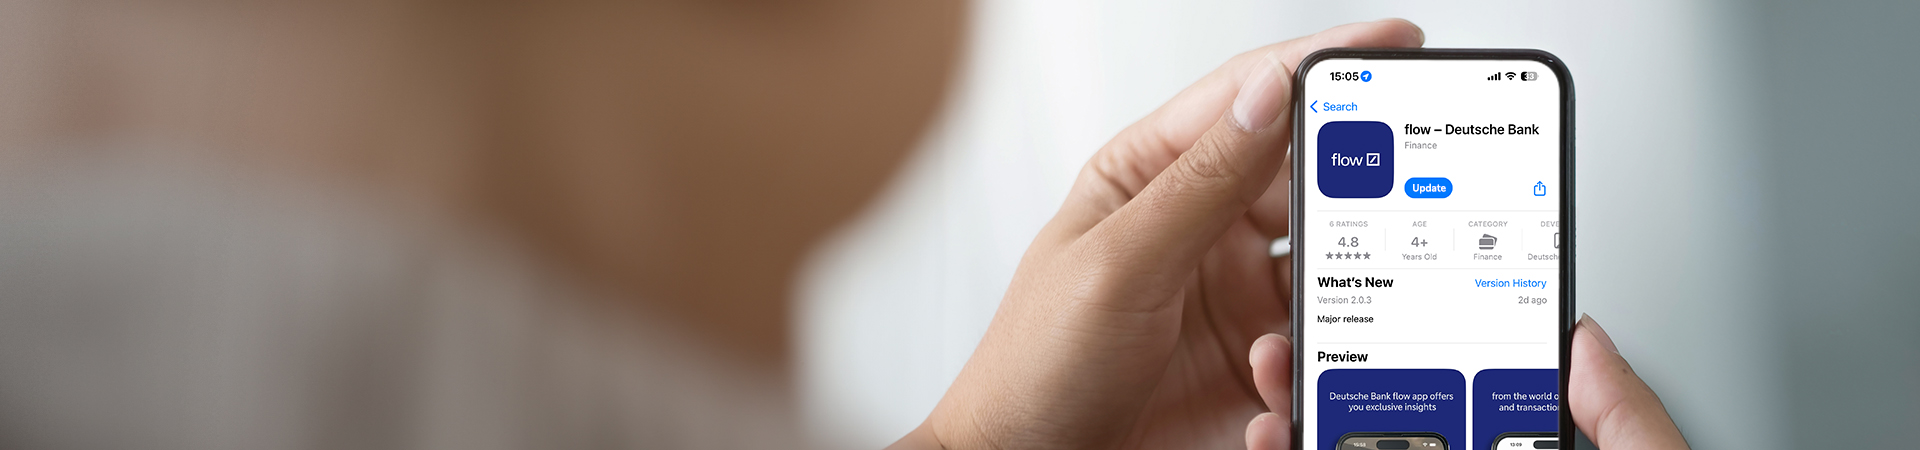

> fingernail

[
  {"left": 1232, "top": 52, "right": 1290, "bottom": 132},
  {"left": 1379, "top": 18, "right": 1424, "bottom": 46},
  {"left": 1581, "top": 314, "right": 1620, "bottom": 354},
  {"left": 1255, "top": 332, "right": 1291, "bottom": 350}
]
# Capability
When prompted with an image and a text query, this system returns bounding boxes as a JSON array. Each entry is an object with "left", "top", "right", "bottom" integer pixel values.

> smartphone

[
  {"left": 1290, "top": 49, "right": 1574, "bottom": 450},
  {"left": 1491, "top": 432, "right": 1558, "bottom": 449},
  {"left": 1337, "top": 432, "right": 1449, "bottom": 450}
]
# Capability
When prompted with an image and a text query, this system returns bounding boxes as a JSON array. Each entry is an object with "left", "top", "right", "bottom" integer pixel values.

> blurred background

[
  {"left": 0, "top": 0, "right": 1912, "bottom": 448},
  {"left": 798, "top": 1, "right": 1918, "bottom": 449}
]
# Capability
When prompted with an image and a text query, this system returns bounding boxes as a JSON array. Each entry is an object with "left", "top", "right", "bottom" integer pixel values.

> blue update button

[{"left": 1405, "top": 177, "right": 1453, "bottom": 198}]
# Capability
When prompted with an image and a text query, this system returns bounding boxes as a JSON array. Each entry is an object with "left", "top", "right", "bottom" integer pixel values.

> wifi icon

[{"left": 1505, "top": 72, "right": 1516, "bottom": 80}]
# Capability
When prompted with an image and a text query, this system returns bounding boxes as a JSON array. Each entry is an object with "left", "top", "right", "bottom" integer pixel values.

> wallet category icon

[{"left": 1477, "top": 234, "right": 1498, "bottom": 250}]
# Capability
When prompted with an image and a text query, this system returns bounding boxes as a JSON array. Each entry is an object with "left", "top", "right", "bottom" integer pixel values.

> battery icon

[{"left": 1521, "top": 71, "right": 1538, "bottom": 81}]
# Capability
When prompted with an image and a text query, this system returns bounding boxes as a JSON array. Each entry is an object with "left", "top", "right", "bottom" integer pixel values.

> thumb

[
  {"left": 1570, "top": 314, "right": 1690, "bottom": 449},
  {"left": 1071, "top": 52, "right": 1293, "bottom": 308}
]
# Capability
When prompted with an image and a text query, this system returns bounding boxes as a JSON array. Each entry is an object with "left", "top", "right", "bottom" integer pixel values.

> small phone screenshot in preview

[{"left": 1299, "top": 59, "right": 1562, "bottom": 450}]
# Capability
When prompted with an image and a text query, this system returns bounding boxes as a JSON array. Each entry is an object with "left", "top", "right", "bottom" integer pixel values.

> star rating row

[{"left": 1325, "top": 252, "right": 1371, "bottom": 260}]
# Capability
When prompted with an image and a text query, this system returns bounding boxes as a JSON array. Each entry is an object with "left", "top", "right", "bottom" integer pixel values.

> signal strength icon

[{"left": 1487, "top": 72, "right": 1501, "bottom": 81}]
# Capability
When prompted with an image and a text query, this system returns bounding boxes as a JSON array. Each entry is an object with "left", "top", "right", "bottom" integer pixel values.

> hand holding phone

[{"left": 895, "top": 20, "right": 1429, "bottom": 450}]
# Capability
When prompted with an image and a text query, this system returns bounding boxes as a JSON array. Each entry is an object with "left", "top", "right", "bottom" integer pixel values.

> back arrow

[{"left": 1310, "top": 100, "right": 1319, "bottom": 113}]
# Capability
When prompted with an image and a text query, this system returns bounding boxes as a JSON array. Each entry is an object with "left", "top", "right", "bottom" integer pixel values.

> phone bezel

[{"left": 1288, "top": 48, "right": 1576, "bottom": 450}]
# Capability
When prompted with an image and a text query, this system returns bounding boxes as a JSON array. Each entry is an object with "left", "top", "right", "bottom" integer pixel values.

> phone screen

[
  {"left": 1337, "top": 432, "right": 1450, "bottom": 450},
  {"left": 1293, "top": 51, "right": 1571, "bottom": 450},
  {"left": 1492, "top": 434, "right": 1558, "bottom": 449}
]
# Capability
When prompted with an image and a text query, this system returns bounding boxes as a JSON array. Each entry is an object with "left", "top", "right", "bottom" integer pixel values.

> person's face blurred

[
  {"left": 490, "top": 0, "right": 964, "bottom": 357},
  {"left": 24, "top": 0, "right": 961, "bottom": 361}
]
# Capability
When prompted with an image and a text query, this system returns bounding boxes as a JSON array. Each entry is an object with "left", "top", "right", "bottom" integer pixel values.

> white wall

[
  {"left": 798, "top": 1, "right": 1783, "bottom": 448},
  {"left": 1752, "top": 2, "right": 1920, "bottom": 447}
]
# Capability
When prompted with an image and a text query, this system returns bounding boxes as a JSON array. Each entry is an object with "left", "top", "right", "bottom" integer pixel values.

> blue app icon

[{"left": 1317, "top": 121, "right": 1394, "bottom": 198}]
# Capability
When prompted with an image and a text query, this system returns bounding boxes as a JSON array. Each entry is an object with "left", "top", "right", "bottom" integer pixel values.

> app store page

[{"left": 1299, "top": 59, "right": 1562, "bottom": 450}]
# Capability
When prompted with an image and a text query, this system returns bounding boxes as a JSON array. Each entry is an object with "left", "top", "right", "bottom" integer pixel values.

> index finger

[{"left": 1570, "top": 314, "right": 1691, "bottom": 449}]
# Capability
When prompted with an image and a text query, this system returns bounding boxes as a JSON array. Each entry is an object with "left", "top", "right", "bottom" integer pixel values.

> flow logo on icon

[{"left": 1316, "top": 121, "right": 1394, "bottom": 198}]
